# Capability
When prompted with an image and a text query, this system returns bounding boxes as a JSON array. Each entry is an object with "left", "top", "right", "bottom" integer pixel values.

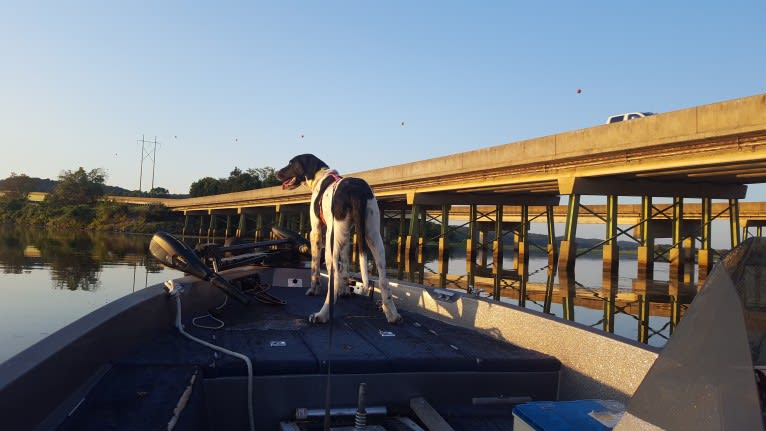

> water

[
  {"left": 0, "top": 226, "right": 688, "bottom": 363},
  {"left": 390, "top": 246, "right": 683, "bottom": 348},
  {"left": 0, "top": 226, "right": 176, "bottom": 363}
]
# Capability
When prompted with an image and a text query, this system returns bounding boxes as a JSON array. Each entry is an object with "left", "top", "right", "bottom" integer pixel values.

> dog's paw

[
  {"left": 305, "top": 287, "right": 318, "bottom": 296},
  {"left": 308, "top": 312, "right": 327, "bottom": 324},
  {"left": 387, "top": 313, "right": 403, "bottom": 324}
]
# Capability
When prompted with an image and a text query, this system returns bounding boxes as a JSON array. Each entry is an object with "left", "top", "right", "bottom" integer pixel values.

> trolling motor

[
  {"left": 149, "top": 231, "right": 253, "bottom": 304},
  {"left": 194, "top": 227, "right": 310, "bottom": 271}
]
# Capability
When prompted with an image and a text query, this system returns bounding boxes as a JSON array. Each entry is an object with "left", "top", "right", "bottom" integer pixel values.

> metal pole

[{"left": 151, "top": 136, "right": 157, "bottom": 190}]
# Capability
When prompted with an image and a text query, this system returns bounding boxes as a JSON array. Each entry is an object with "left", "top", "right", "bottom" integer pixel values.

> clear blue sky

[{"left": 1, "top": 1, "right": 764, "bottom": 196}]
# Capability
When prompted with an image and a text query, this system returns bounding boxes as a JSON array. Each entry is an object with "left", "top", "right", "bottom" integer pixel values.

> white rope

[
  {"left": 173, "top": 294, "right": 254, "bottom": 431},
  {"left": 191, "top": 295, "right": 228, "bottom": 330}
]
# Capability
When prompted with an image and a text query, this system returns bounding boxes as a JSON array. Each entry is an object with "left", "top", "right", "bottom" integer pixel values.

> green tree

[
  {"left": 46, "top": 167, "right": 106, "bottom": 206},
  {"left": 188, "top": 166, "right": 282, "bottom": 197},
  {"left": 189, "top": 177, "right": 223, "bottom": 197},
  {"left": 250, "top": 167, "right": 281, "bottom": 188},
  {"left": 1, "top": 172, "right": 36, "bottom": 199},
  {"left": 149, "top": 186, "right": 169, "bottom": 197}
]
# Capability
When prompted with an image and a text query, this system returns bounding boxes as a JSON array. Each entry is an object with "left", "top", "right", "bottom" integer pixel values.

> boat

[{"left": 0, "top": 229, "right": 763, "bottom": 430}]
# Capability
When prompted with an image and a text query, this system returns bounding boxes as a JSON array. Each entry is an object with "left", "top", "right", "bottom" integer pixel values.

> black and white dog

[{"left": 276, "top": 154, "right": 401, "bottom": 324}]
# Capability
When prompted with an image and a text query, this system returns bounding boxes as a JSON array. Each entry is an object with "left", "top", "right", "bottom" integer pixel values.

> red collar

[{"left": 318, "top": 173, "right": 343, "bottom": 225}]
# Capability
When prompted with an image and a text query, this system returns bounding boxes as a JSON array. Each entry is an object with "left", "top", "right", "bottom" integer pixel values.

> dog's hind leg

[
  {"left": 308, "top": 237, "right": 335, "bottom": 323},
  {"left": 365, "top": 203, "right": 402, "bottom": 324},
  {"left": 358, "top": 246, "right": 371, "bottom": 297},
  {"left": 309, "top": 220, "right": 349, "bottom": 324},
  {"left": 306, "top": 223, "right": 323, "bottom": 296}
]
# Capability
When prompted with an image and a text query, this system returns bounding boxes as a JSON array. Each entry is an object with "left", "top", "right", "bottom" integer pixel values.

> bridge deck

[{"left": 138, "top": 93, "right": 766, "bottom": 213}]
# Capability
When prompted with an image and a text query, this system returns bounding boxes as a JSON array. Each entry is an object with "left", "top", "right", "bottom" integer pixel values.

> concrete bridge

[
  {"left": 111, "top": 93, "right": 766, "bottom": 297},
  {"left": 101, "top": 93, "right": 766, "bottom": 342}
]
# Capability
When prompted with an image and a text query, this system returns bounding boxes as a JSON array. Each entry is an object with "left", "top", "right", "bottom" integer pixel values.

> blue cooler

[{"left": 512, "top": 400, "right": 625, "bottom": 431}]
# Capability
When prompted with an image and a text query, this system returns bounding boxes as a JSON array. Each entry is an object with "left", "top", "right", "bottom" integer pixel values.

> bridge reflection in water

[{"left": 378, "top": 243, "right": 696, "bottom": 349}]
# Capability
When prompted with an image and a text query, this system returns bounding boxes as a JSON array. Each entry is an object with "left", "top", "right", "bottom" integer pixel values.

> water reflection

[
  {"left": 0, "top": 224, "right": 696, "bottom": 355},
  {"left": 0, "top": 225, "right": 163, "bottom": 291},
  {"left": 0, "top": 226, "right": 173, "bottom": 362},
  {"left": 382, "top": 243, "right": 697, "bottom": 347}
]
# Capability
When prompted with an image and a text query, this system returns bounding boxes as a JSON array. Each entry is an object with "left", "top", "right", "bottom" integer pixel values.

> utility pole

[{"left": 137, "top": 135, "right": 159, "bottom": 192}]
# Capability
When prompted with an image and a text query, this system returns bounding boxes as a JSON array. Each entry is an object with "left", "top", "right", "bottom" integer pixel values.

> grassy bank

[{"left": 0, "top": 198, "right": 184, "bottom": 233}]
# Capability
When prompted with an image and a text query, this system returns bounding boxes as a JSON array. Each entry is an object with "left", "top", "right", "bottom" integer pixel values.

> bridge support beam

[
  {"left": 197, "top": 214, "right": 206, "bottom": 238},
  {"left": 255, "top": 213, "right": 264, "bottom": 241},
  {"left": 557, "top": 194, "right": 581, "bottom": 274},
  {"left": 603, "top": 195, "right": 619, "bottom": 277},
  {"left": 669, "top": 197, "right": 684, "bottom": 283},
  {"left": 546, "top": 205, "right": 557, "bottom": 269},
  {"left": 396, "top": 206, "right": 406, "bottom": 263},
  {"left": 438, "top": 205, "right": 450, "bottom": 288},
  {"left": 224, "top": 215, "right": 232, "bottom": 238},
  {"left": 697, "top": 198, "right": 712, "bottom": 283},
  {"left": 637, "top": 196, "right": 654, "bottom": 279},
  {"left": 182, "top": 213, "right": 189, "bottom": 237},
  {"left": 466, "top": 204, "right": 478, "bottom": 292},
  {"left": 207, "top": 213, "right": 217, "bottom": 239},
  {"left": 730, "top": 198, "right": 741, "bottom": 248},
  {"left": 516, "top": 204, "right": 529, "bottom": 307},
  {"left": 236, "top": 211, "right": 246, "bottom": 238},
  {"left": 492, "top": 205, "right": 504, "bottom": 301}
]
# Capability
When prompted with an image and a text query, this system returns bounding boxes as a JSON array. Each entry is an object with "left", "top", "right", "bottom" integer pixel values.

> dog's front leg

[{"left": 306, "top": 224, "right": 323, "bottom": 296}]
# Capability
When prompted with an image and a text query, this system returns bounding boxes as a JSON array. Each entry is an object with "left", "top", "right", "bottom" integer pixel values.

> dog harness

[{"left": 316, "top": 172, "right": 343, "bottom": 226}]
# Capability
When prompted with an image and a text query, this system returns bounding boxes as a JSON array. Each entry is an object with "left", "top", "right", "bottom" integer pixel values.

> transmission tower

[{"left": 137, "top": 135, "right": 159, "bottom": 192}]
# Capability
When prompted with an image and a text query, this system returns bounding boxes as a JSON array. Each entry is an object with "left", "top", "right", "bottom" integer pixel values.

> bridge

[{"left": 112, "top": 93, "right": 766, "bottom": 294}]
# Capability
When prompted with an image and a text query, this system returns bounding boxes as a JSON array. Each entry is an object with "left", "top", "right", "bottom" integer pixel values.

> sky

[{"left": 1, "top": 1, "right": 765, "bottom": 197}]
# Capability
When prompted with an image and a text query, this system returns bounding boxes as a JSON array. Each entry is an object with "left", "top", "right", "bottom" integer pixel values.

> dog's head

[{"left": 276, "top": 154, "right": 329, "bottom": 190}]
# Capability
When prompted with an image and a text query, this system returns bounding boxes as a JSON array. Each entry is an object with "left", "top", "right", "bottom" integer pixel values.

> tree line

[{"left": 0, "top": 165, "right": 283, "bottom": 231}]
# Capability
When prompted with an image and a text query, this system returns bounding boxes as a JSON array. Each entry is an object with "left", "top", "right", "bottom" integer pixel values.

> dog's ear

[{"left": 296, "top": 154, "right": 328, "bottom": 178}]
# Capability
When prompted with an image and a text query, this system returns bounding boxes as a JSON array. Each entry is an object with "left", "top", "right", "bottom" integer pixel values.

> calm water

[
  {"left": 0, "top": 225, "right": 688, "bottom": 363},
  {"left": 0, "top": 226, "right": 175, "bottom": 363}
]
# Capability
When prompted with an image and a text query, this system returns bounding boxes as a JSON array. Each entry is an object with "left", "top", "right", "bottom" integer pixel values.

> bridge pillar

[
  {"left": 236, "top": 212, "right": 246, "bottom": 238},
  {"left": 602, "top": 274, "right": 618, "bottom": 333},
  {"left": 405, "top": 204, "right": 424, "bottom": 263},
  {"left": 697, "top": 198, "right": 712, "bottom": 283},
  {"left": 633, "top": 279, "right": 651, "bottom": 344},
  {"left": 559, "top": 271, "right": 576, "bottom": 321},
  {"left": 197, "top": 214, "right": 206, "bottom": 238},
  {"left": 438, "top": 205, "right": 450, "bottom": 278},
  {"left": 396, "top": 206, "right": 406, "bottom": 263},
  {"left": 466, "top": 204, "right": 478, "bottom": 291},
  {"left": 182, "top": 213, "right": 189, "bottom": 237},
  {"left": 669, "top": 280, "right": 682, "bottom": 336},
  {"left": 207, "top": 213, "right": 217, "bottom": 239},
  {"left": 637, "top": 196, "right": 655, "bottom": 279},
  {"left": 683, "top": 237, "right": 696, "bottom": 285},
  {"left": 516, "top": 204, "right": 530, "bottom": 271},
  {"left": 516, "top": 204, "right": 529, "bottom": 307},
  {"left": 492, "top": 205, "right": 504, "bottom": 301},
  {"left": 557, "top": 194, "right": 581, "bottom": 274},
  {"left": 276, "top": 207, "right": 284, "bottom": 231},
  {"left": 669, "top": 197, "right": 684, "bottom": 282},
  {"left": 546, "top": 205, "right": 557, "bottom": 269},
  {"left": 602, "top": 195, "right": 619, "bottom": 276},
  {"left": 255, "top": 213, "right": 264, "bottom": 241},
  {"left": 478, "top": 227, "right": 489, "bottom": 270},
  {"left": 224, "top": 215, "right": 232, "bottom": 238},
  {"left": 543, "top": 268, "right": 555, "bottom": 314},
  {"left": 729, "top": 198, "right": 741, "bottom": 248}
]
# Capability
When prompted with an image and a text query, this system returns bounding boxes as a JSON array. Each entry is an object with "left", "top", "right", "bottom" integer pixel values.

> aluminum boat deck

[{"left": 55, "top": 267, "right": 561, "bottom": 431}]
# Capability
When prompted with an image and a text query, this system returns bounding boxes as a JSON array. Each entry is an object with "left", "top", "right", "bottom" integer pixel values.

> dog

[{"left": 276, "top": 154, "right": 401, "bottom": 324}]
